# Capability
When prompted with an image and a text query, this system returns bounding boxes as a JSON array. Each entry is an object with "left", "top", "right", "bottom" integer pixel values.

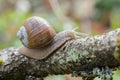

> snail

[{"left": 17, "top": 16, "right": 87, "bottom": 60}]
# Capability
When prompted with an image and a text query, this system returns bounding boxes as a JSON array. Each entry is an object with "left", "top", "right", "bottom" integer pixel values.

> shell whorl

[{"left": 17, "top": 16, "right": 56, "bottom": 49}]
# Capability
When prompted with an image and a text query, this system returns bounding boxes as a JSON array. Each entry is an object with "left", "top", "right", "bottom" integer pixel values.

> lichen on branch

[{"left": 0, "top": 29, "right": 120, "bottom": 79}]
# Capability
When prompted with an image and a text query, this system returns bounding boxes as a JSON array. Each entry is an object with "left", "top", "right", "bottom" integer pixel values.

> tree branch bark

[{"left": 0, "top": 29, "right": 120, "bottom": 80}]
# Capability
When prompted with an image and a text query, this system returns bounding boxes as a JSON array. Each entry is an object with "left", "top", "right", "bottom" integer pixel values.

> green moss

[
  {"left": 59, "top": 59, "right": 65, "bottom": 64},
  {"left": 66, "top": 47, "right": 90, "bottom": 62},
  {"left": 69, "top": 52, "right": 79, "bottom": 62},
  {"left": 0, "top": 59, "right": 3, "bottom": 65},
  {"left": 114, "top": 47, "right": 120, "bottom": 62},
  {"left": 66, "top": 48, "right": 80, "bottom": 62},
  {"left": 114, "top": 37, "right": 120, "bottom": 62},
  {"left": 116, "top": 37, "right": 120, "bottom": 48},
  {"left": 112, "top": 70, "right": 120, "bottom": 80},
  {"left": 44, "top": 75, "right": 66, "bottom": 80},
  {"left": 82, "top": 50, "right": 89, "bottom": 56},
  {"left": 94, "top": 77, "right": 102, "bottom": 80}
]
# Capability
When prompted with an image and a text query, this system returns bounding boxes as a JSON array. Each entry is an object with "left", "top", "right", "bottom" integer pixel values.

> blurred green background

[{"left": 0, "top": 0, "right": 120, "bottom": 49}]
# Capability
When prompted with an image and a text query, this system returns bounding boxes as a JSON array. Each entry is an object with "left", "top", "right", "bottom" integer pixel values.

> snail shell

[
  {"left": 17, "top": 16, "right": 76, "bottom": 60},
  {"left": 17, "top": 16, "right": 56, "bottom": 48}
]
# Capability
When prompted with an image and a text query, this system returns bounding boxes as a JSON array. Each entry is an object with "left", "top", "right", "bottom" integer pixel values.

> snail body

[{"left": 17, "top": 16, "right": 76, "bottom": 60}]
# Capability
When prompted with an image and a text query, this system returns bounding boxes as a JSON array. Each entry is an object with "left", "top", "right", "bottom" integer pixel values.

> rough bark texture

[{"left": 0, "top": 29, "right": 120, "bottom": 80}]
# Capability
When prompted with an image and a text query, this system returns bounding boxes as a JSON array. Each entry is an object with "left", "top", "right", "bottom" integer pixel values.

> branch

[{"left": 0, "top": 29, "right": 120, "bottom": 79}]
